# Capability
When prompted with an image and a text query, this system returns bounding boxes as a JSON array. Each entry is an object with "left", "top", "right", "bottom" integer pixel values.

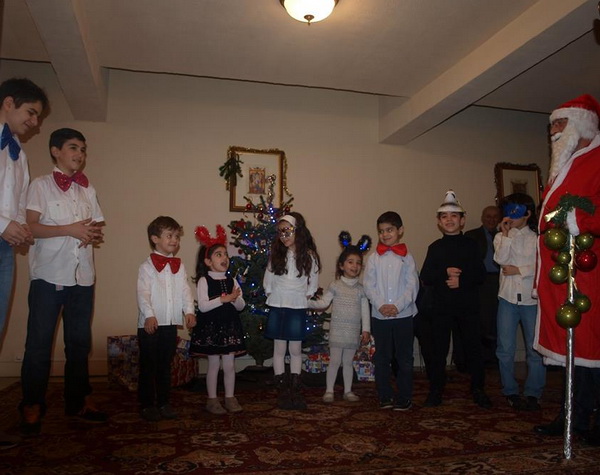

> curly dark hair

[{"left": 269, "top": 212, "right": 321, "bottom": 279}]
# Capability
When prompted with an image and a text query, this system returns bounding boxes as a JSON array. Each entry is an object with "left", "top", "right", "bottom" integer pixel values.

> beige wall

[{"left": 0, "top": 60, "right": 549, "bottom": 376}]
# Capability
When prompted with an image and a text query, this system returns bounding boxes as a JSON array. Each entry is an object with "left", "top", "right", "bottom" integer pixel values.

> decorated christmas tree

[{"left": 227, "top": 199, "right": 285, "bottom": 366}]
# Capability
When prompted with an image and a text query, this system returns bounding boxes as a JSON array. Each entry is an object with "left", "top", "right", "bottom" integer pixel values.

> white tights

[
  {"left": 206, "top": 353, "right": 236, "bottom": 398},
  {"left": 273, "top": 339, "right": 302, "bottom": 375},
  {"left": 326, "top": 347, "right": 355, "bottom": 394}
]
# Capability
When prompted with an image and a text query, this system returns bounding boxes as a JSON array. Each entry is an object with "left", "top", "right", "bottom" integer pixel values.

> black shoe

[
  {"left": 534, "top": 416, "right": 564, "bottom": 436},
  {"left": 0, "top": 431, "right": 20, "bottom": 450},
  {"left": 473, "top": 389, "right": 492, "bottom": 409},
  {"left": 394, "top": 399, "right": 412, "bottom": 411},
  {"left": 585, "top": 428, "right": 600, "bottom": 446},
  {"left": 379, "top": 399, "right": 394, "bottom": 410},
  {"left": 506, "top": 394, "right": 526, "bottom": 410},
  {"left": 159, "top": 404, "right": 178, "bottom": 420},
  {"left": 141, "top": 406, "right": 162, "bottom": 422},
  {"left": 72, "top": 406, "right": 109, "bottom": 423},
  {"left": 424, "top": 391, "right": 442, "bottom": 407},
  {"left": 525, "top": 396, "right": 541, "bottom": 411}
]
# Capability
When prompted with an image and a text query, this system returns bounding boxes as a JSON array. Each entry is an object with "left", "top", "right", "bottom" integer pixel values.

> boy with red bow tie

[
  {"left": 363, "top": 211, "right": 419, "bottom": 411},
  {"left": 20, "top": 128, "right": 106, "bottom": 436},
  {"left": 421, "top": 190, "right": 491, "bottom": 409},
  {"left": 137, "top": 216, "right": 195, "bottom": 422}
]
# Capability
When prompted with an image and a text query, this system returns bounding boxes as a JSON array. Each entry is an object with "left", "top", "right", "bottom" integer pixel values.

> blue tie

[{"left": 1, "top": 124, "right": 21, "bottom": 160}]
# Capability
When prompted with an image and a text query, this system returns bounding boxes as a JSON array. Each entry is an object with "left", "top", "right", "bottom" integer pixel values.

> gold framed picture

[
  {"left": 494, "top": 162, "right": 543, "bottom": 206},
  {"left": 228, "top": 146, "right": 284, "bottom": 212}
]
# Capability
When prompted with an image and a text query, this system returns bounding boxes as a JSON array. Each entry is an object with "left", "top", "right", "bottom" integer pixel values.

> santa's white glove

[{"left": 566, "top": 209, "right": 580, "bottom": 237}]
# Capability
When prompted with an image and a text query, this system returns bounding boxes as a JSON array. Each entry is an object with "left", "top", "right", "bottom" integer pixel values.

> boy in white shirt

[
  {"left": 0, "top": 77, "right": 48, "bottom": 448},
  {"left": 20, "top": 128, "right": 106, "bottom": 436},
  {"left": 137, "top": 216, "right": 195, "bottom": 421}
]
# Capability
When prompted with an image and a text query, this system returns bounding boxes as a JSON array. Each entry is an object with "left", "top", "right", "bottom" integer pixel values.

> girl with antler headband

[
  {"left": 309, "top": 231, "right": 372, "bottom": 403},
  {"left": 263, "top": 212, "right": 321, "bottom": 410},
  {"left": 190, "top": 225, "right": 246, "bottom": 415}
]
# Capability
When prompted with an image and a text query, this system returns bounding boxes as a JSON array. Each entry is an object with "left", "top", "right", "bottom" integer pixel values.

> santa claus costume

[{"left": 534, "top": 94, "right": 600, "bottom": 367}]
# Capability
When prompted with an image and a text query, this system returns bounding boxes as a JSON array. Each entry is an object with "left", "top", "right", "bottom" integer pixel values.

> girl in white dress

[{"left": 311, "top": 232, "right": 371, "bottom": 402}]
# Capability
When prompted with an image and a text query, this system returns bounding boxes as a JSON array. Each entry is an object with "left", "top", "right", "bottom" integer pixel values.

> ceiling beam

[
  {"left": 379, "top": 0, "right": 594, "bottom": 145},
  {"left": 25, "top": 0, "right": 107, "bottom": 121}
]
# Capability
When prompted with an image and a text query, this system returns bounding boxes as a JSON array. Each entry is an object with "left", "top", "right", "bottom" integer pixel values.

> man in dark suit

[{"left": 462, "top": 205, "right": 501, "bottom": 367}]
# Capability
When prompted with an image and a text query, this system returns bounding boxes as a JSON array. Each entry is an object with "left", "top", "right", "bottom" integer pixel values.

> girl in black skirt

[{"left": 190, "top": 225, "right": 246, "bottom": 415}]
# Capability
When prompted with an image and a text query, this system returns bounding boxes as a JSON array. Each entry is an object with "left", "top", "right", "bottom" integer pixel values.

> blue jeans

[
  {"left": 0, "top": 240, "right": 15, "bottom": 339},
  {"left": 371, "top": 316, "right": 414, "bottom": 403},
  {"left": 496, "top": 298, "right": 545, "bottom": 398},
  {"left": 20, "top": 279, "right": 94, "bottom": 414}
]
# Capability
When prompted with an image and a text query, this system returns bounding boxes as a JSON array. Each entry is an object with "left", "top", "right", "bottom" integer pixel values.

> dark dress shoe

[{"left": 534, "top": 417, "right": 564, "bottom": 436}]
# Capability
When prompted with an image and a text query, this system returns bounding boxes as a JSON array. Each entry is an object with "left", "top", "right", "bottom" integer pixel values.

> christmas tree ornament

[
  {"left": 575, "top": 233, "right": 595, "bottom": 250},
  {"left": 575, "top": 249, "right": 597, "bottom": 272},
  {"left": 555, "top": 251, "right": 572, "bottom": 265},
  {"left": 556, "top": 303, "right": 581, "bottom": 329},
  {"left": 544, "top": 228, "right": 569, "bottom": 250},
  {"left": 549, "top": 264, "right": 569, "bottom": 284},
  {"left": 574, "top": 294, "right": 592, "bottom": 313}
]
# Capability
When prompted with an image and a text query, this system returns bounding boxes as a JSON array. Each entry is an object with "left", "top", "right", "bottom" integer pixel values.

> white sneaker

[
  {"left": 343, "top": 392, "right": 360, "bottom": 402},
  {"left": 322, "top": 392, "right": 334, "bottom": 403}
]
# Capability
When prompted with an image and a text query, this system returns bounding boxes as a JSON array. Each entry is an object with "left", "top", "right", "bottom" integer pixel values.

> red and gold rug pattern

[{"left": 1, "top": 371, "right": 599, "bottom": 474}]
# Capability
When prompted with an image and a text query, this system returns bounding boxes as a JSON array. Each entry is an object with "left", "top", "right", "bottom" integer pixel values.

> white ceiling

[{"left": 1, "top": 0, "right": 599, "bottom": 143}]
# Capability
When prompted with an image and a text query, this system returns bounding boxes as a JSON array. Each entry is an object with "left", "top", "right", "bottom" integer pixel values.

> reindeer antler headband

[
  {"left": 338, "top": 231, "right": 372, "bottom": 254},
  {"left": 195, "top": 225, "right": 227, "bottom": 257}
]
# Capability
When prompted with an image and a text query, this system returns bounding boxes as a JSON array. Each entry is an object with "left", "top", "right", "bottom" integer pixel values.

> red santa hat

[{"left": 550, "top": 94, "right": 600, "bottom": 140}]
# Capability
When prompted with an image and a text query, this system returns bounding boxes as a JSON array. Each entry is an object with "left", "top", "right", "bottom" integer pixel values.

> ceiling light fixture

[{"left": 279, "top": 0, "right": 339, "bottom": 25}]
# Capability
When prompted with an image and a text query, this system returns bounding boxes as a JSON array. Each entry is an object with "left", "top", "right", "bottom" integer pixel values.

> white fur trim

[
  {"left": 550, "top": 107, "right": 599, "bottom": 140},
  {"left": 566, "top": 209, "right": 580, "bottom": 236}
]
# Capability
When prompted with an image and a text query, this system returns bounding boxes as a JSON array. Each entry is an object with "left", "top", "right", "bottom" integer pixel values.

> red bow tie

[
  {"left": 376, "top": 242, "right": 407, "bottom": 256},
  {"left": 150, "top": 253, "right": 181, "bottom": 274},
  {"left": 53, "top": 170, "right": 89, "bottom": 192}
]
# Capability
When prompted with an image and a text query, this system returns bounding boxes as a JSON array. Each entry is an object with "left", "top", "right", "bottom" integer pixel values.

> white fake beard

[{"left": 549, "top": 123, "right": 579, "bottom": 183}]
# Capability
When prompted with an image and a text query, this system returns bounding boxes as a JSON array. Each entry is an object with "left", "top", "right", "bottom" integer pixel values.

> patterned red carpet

[{"left": 1, "top": 368, "right": 599, "bottom": 474}]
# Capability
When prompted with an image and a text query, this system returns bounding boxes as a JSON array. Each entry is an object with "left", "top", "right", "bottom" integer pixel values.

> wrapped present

[
  {"left": 302, "top": 352, "right": 330, "bottom": 373},
  {"left": 352, "top": 338, "right": 376, "bottom": 381},
  {"left": 107, "top": 335, "right": 197, "bottom": 390},
  {"left": 107, "top": 335, "right": 139, "bottom": 390},
  {"left": 171, "top": 337, "right": 197, "bottom": 388},
  {"left": 352, "top": 360, "right": 375, "bottom": 381}
]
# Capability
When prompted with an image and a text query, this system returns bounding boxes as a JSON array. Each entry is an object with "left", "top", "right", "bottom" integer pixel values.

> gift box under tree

[{"left": 107, "top": 335, "right": 197, "bottom": 390}]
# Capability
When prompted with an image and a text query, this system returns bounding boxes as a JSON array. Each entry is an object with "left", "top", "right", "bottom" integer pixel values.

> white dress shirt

[
  {"left": 363, "top": 249, "right": 419, "bottom": 320},
  {"left": 137, "top": 252, "right": 195, "bottom": 327},
  {"left": 27, "top": 168, "right": 104, "bottom": 286},
  {"left": 0, "top": 124, "right": 28, "bottom": 234},
  {"left": 263, "top": 250, "right": 319, "bottom": 308},
  {"left": 494, "top": 225, "right": 537, "bottom": 306}
]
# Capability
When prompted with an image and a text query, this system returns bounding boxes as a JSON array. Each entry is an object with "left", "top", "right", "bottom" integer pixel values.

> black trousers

[
  {"left": 137, "top": 325, "right": 177, "bottom": 408},
  {"left": 429, "top": 309, "right": 485, "bottom": 393}
]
